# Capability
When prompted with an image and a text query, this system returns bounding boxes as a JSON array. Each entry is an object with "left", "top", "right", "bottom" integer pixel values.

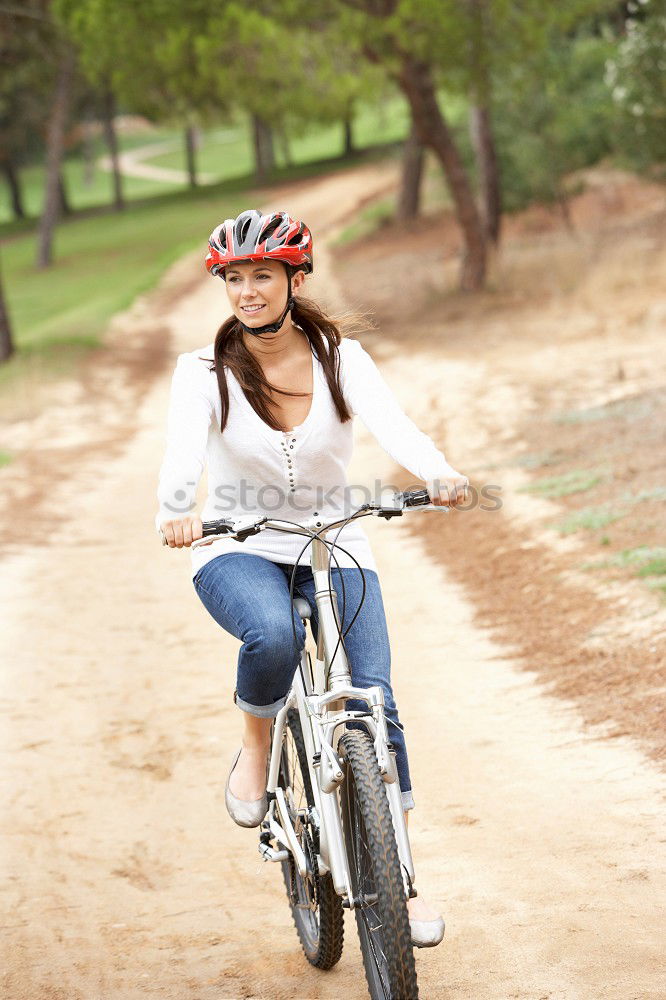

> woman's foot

[
  {"left": 228, "top": 740, "right": 270, "bottom": 801},
  {"left": 224, "top": 742, "right": 270, "bottom": 828},
  {"left": 407, "top": 893, "right": 445, "bottom": 949}
]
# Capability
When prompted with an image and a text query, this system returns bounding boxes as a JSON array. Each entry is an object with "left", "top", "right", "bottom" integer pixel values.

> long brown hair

[{"left": 201, "top": 280, "right": 354, "bottom": 434}]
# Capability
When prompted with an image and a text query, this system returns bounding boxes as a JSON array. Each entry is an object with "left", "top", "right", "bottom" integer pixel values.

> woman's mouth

[{"left": 241, "top": 304, "right": 266, "bottom": 315}]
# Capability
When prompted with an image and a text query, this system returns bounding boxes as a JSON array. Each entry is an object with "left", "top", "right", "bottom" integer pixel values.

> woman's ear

[{"left": 291, "top": 269, "right": 306, "bottom": 294}]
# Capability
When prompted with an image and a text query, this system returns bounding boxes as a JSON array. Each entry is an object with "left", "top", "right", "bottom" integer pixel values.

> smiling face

[{"left": 223, "top": 259, "right": 305, "bottom": 330}]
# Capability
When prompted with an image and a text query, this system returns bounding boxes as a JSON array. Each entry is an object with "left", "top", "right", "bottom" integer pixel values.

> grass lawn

[{"left": 0, "top": 96, "right": 413, "bottom": 227}]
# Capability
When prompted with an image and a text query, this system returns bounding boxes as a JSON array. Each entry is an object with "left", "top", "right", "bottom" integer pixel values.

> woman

[{"left": 156, "top": 209, "right": 469, "bottom": 948}]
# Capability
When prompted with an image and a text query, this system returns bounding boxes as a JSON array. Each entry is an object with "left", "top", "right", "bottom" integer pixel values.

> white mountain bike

[{"left": 189, "top": 488, "right": 448, "bottom": 999}]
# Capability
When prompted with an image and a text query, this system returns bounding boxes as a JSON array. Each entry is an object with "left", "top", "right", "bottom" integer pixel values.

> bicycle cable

[{"left": 282, "top": 506, "right": 376, "bottom": 687}]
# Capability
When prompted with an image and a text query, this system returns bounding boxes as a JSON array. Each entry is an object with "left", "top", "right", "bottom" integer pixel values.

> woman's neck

[{"left": 242, "top": 319, "right": 308, "bottom": 363}]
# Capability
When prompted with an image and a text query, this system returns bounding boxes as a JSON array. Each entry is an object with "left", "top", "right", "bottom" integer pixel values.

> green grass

[
  {"left": 517, "top": 468, "right": 607, "bottom": 499},
  {"left": 0, "top": 180, "right": 254, "bottom": 395},
  {"left": 146, "top": 98, "right": 412, "bottom": 176},
  {"left": 551, "top": 504, "right": 628, "bottom": 535},
  {"left": 580, "top": 545, "right": 666, "bottom": 571},
  {"left": 636, "top": 556, "right": 666, "bottom": 578},
  {"left": 0, "top": 128, "right": 187, "bottom": 225},
  {"left": 554, "top": 395, "right": 656, "bottom": 424},
  {"left": 332, "top": 196, "right": 397, "bottom": 248},
  {"left": 0, "top": 449, "right": 12, "bottom": 467},
  {"left": 579, "top": 545, "right": 666, "bottom": 600}
]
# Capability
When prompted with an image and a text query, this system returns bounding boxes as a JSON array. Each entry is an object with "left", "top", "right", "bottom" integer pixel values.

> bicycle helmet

[
  {"left": 205, "top": 209, "right": 313, "bottom": 336},
  {"left": 205, "top": 209, "right": 313, "bottom": 277}
]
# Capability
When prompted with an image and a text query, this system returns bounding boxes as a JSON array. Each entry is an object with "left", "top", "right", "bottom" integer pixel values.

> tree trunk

[
  {"left": 467, "top": 0, "right": 501, "bottom": 245},
  {"left": 2, "top": 160, "right": 25, "bottom": 220},
  {"left": 276, "top": 128, "right": 293, "bottom": 168},
  {"left": 82, "top": 116, "right": 96, "bottom": 188},
  {"left": 252, "top": 115, "right": 275, "bottom": 182},
  {"left": 397, "top": 55, "right": 487, "bottom": 290},
  {"left": 102, "top": 88, "right": 124, "bottom": 209},
  {"left": 0, "top": 256, "right": 14, "bottom": 363},
  {"left": 398, "top": 120, "right": 425, "bottom": 221},
  {"left": 58, "top": 172, "right": 72, "bottom": 216},
  {"left": 184, "top": 124, "right": 198, "bottom": 188},
  {"left": 37, "top": 47, "right": 75, "bottom": 269},
  {"left": 343, "top": 114, "right": 354, "bottom": 156},
  {"left": 469, "top": 105, "right": 501, "bottom": 244}
]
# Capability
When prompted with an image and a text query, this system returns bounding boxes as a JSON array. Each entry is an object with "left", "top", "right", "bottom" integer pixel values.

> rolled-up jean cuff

[
  {"left": 402, "top": 790, "right": 415, "bottom": 811},
  {"left": 234, "top": 691, "right": 287, "bottom": 718}
]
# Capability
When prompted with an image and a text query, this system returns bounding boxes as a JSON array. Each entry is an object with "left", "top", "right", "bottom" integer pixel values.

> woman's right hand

[{"left": 160, "top": 516, "right": 203, "bottom": 548}]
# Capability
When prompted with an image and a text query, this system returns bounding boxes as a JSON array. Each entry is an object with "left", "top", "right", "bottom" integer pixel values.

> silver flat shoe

[
  {"left": 224, "top": 746, "right": 268, "bottom": 828},
  {"left": 410, "top": 915, "right": 445, "bottom": 948}
]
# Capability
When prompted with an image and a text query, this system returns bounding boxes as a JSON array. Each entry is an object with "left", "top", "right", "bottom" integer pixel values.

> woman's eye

[{"left": 257, "top": 273, "right": 271, "bottom": 280}]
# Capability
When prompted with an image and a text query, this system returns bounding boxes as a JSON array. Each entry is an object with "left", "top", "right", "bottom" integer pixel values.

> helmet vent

[
  {"left": 287, "top": 225, "right": 304, "bottom": 246},
  {"left": 261, "top": 218, "right": 282, "bottom": 242},
  {"left": 236, "top": 217, "right": 251, "bottom": 245}
]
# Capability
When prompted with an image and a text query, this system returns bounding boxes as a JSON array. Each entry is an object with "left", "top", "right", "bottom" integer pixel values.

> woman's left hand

[{"left": 426, "top": 471, "right": 470, "bottom": 508}]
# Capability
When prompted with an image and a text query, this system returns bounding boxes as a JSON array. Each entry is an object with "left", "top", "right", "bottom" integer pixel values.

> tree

[
  {"left": 0, "top": 2, "right": 53, "bottom": 222},
  {"left": 398, "top": 118, "right": 425, "bottom": 221},
  {"left": 57, "top": 0, "right": 233, "bottom": 189},
  {"left": 0, "top": 254, "right": 14, "bottom": 363},
  {"left": 37, "top": 44, "right": 76, "bottom": 268}
]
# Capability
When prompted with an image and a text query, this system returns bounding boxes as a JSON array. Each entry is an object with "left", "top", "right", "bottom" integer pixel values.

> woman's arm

[
  {"left": 341, "top": 338, "right": 468, "bottom": 505},
  {"left": 155, "top": 354, "right": 214, "bottom": 542}
]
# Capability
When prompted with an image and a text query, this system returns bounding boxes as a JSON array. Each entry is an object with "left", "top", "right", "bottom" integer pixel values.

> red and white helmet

[{"left": 205, "top": 209, "right": 313, "bottom": 277}]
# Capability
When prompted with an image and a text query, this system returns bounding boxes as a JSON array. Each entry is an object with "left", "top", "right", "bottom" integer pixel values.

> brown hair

[{"left": 201, "top": 286, "right": 355, "bottom": 434}]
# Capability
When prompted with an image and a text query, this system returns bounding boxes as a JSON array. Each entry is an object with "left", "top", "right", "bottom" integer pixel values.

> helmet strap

[{"left": 238, "top": 271, "right": 295, "bottom": 337}]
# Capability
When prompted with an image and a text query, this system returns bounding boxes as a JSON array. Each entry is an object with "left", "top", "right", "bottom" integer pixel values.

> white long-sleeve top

[{"left": 155, "top": 337, "right": 457, "bottom": 579}]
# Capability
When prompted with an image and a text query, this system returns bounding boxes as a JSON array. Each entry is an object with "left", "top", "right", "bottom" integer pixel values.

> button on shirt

[{"left": 155, "top": 337, "right": 457, "bottom": 579}]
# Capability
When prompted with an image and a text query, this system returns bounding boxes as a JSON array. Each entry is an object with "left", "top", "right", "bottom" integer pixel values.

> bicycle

[{"left": 166, "top": 487, "right": 449, "bottom": 999}]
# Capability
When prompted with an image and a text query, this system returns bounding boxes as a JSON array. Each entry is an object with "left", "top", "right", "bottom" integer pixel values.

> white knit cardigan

[{"left": 155, "top": 337, "right": 457, "bottom": 578}]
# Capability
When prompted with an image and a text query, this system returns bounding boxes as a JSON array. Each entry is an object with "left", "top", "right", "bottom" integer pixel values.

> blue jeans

[{"left": 193, "top": 552, "right": 414, "bottom": 810}]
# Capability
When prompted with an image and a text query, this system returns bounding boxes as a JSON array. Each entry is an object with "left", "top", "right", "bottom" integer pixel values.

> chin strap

[{"left": 238, "top": 272, "right": 295, "bottom": 336}]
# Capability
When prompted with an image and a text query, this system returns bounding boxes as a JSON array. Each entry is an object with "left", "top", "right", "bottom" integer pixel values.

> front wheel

[
  {"left": 339, "top": 729, "right": 418, "bottom": 1000},
  {"left": 278, "top": 708, "right": 344, "bottom": 970}
]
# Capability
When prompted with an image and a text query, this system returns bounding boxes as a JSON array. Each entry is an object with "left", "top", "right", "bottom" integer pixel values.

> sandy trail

[
  {"left": 1, "top": 163, "right": 664, "bottom": 999},
  {"left": 98, "top": 137, "right": 218, "bottom": 185}
]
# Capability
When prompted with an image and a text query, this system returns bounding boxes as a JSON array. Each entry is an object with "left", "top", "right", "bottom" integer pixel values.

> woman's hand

[
  {"left": 426, "top": 471, "right": 470, "bottom": 508},
  {"left": 160, "top": 516, "right": 203, "bottom": 548}
]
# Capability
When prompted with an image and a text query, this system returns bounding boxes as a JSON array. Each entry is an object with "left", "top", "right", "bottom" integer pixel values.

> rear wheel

[
  {"left": 339, "top": 729, "right": 418, "bottom": 999},
  {"left": 278, "top": 708, "right": 344, "bottom": 970}
]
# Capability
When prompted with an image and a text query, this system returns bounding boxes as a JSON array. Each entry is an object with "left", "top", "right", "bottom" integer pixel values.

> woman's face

[{"left": 223, "top": 259, "right": 304, "bottom": 329}]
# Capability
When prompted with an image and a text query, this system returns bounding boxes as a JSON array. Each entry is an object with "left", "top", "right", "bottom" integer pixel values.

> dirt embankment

[{"left": 333, "top": 166, "right": 666, "bottom": 767}]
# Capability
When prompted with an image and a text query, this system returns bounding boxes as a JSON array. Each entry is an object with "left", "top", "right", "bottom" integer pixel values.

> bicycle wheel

[
  {"left": 278, "top": 708, "right": 344, "bottom": 970},
  {"left": 339, "top": 729, "right": 418, "bottom": 1000}
]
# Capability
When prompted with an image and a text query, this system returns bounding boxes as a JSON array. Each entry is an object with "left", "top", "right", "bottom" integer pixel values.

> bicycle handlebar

[{"left": 160, "top": 488, "right": 448, "bottom": 548}]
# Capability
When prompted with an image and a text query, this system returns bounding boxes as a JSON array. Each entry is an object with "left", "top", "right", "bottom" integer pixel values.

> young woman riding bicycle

[{"left": 156, "top": 209, "right": 469, "bottom": 948}]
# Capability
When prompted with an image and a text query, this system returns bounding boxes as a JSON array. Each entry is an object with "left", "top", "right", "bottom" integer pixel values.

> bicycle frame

[{"left": 262, "top": 530, "right": 416, "bottom": 906}]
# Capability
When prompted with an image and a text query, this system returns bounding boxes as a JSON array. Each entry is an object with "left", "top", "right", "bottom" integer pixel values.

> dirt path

[
  {"left": 1, "top": 163, "right": 664, "bottom": 999},
  {"left": 98, "top": 136, "right": 219, "bottom": 185}
]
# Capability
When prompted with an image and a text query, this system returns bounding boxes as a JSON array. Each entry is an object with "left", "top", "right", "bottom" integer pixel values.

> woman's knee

[{"left": 243, "top": 615, "right": 306, "bottom": 661}]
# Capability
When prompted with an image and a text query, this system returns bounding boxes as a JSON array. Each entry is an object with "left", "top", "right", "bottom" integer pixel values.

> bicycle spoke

[
  {"left": 357, "top": 907, "right": 391, "bottom": 998},
  {"left": 346, "top": 770, "right": 393, "bottom": 996}
]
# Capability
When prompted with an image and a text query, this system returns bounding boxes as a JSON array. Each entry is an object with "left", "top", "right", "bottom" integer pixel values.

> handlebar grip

[
  {"left": 201, "top": 518, "right": 235, "bottom": 537},
  {"left": 402, "top": 489, "right": 431, "bottom": 507}
]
